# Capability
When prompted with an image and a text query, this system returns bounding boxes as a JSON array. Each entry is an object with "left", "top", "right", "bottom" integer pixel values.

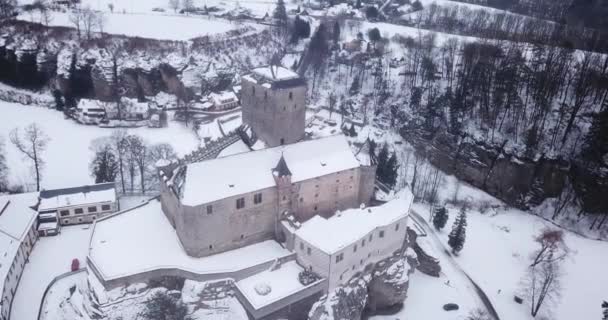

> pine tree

[
  {"left": 91, "top": 145, "right": 119, "bottom": 184},
  {"left": 602, "top": 301, "right": 608, "bottom": 320},
  {"left": 140, "top": 291, "right": 191, "bottom": 320},
  {"left": 273, "top": 0, "right": 287, "bottom": 25},
  {"left": 448, "top": 207, "right": 467, "bottom": 254},
  {"left": 348, "top": 123, "right": 357, "bottom": 137},
  {"left": 433, "top": 206, "right": 449, "bottom": 231},
  {"left": 332, "top": 21, "right": 340, "bottom": 44},
  {"left": 581, "top": 106, "right": 608, "bottom": 165},
  {"left": 377, "top": 143, "right": 390, "bottom": 182},
  {"left": 385, "top": 152, "right": 399, "bottom": 188}
]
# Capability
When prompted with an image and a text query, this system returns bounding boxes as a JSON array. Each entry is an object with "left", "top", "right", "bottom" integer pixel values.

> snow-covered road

[{"left": 10, "top": 226, "right": 92, "bottom": 320}]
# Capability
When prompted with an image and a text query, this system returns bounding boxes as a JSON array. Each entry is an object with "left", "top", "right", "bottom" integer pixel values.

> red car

[{"left": 71, "top": 258, "right": 80, "bottom": 272}]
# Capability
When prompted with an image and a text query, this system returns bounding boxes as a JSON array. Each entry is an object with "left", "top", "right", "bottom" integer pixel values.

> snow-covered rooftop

[
  {"left": 236, "top": 260, "right": 312, "bottom": 309},
  {"left": 210, "top": 91, "right": 238, "bottom": 105},
  {"left": 89, "top": 199, "right": 292, "bottom": 280},
  {"left": 252, "top": 66, "right": 300, "bottom": 82},
  {"left": 179, "top": 135, "right": 361, "bottom": 206},
  {"left": 295, "top": 189, "right": 413, "bottom": 254},
  {"left": 0, "top": 192, "right": 39, "bottom": 240},
  {"left": 0, "top": 192, "right": 39, "bottom": 308},
  {"left": 38, "top": 183, "right": 116, "bottom": 212}
]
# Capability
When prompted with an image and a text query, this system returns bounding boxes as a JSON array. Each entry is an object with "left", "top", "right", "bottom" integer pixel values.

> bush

[
  {"left": 298, "top": 267, "right": 320, "bottom": 285},
  {"left": 140, "top": 291, "right": 191, "bottom": 320}
]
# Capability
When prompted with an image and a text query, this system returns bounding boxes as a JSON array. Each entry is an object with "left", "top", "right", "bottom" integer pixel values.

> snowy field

[
  {"left": 18, "top": 11, "right": 247, "bottom": 40},
  {"left": 11, "top": 226, "right": 92, "bottom": 320},
  {"left": 0, "top": 102, "right": 200, "bottom": 191}
]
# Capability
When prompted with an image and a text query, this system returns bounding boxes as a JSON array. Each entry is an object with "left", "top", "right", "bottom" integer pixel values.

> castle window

[
  {"left": 395, "top": 223, "right": 400, "bottom": 231},
  {"left": 74, "top": 208, "right": 83, "bottom": 214},
  {"left": 283, "top": 106, "right": 286, "bottom": 111},
  {"left": 307, "top": 247, "right": 311, "bottom": 255},
  {"left": 300, "top": 242, "right": 304, "bottom": 251},
  {"left": 294, "top": 104, "right": 297, "bottom": 109},
  {"left": 60, "top": 210, "right": 69, "bottom": 217},
  {"left": 335, "top": 253, "right": 344, "bottom": 263},
  {"left": 280, "top": 138, "right": 285, "bottom": 145},
  {"left": 63, "top": 220, "right": 69, "bottom": 224},
  {"left": 299, "top": 197, "right": 303, "bottom": 203},
  {"left": 369, "top": 234, "right": 373, "bottom": 242},
  {"left": 362, "top": 239, "right": 365, "bottom": 247},
  {"left": 240, "top": 234, "right": 244, "bottom": 239},
  {"left": 379, "top": 230, "right": 385, "bottom": 238},
  {"left": 254, "top": 193, "right": 263, "bottom": 204},
  {"left": 101, "top": 204, "right": 111, "bottom": 211},
  {"left": 88, "top": 206, "right": 97, "bottom": 213},
  {"left": 314, "top": 205, "right": 318, "bottom": 211},
  {"left": 209, "top": 245, "right": 213, "bottom": 250},
  {"left": 315, "top": 193, "right": 319, "bottom": 198},
  {"left": 264, "top": 92, "right": 268, "bottom": 99},
  {"left": 289, "top": 92, "right": 293, "bottom": 100},
  {"left": 353, "top": 244, "right": 357, "bottom": 252},
  {"left": 350, "top": 175, "right": 354, "bottom": 180},
  {"left": 252, "top": 87, "right": 255, "bottom": 95},
  {"left": 236, "top": 198, "right": 245, "bottom": 209},
  {"left": 206, "top": 205, "right": 213, "bottom": 214}
]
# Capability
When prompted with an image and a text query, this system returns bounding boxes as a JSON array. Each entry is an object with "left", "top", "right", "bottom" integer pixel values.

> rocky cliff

[{"left": 308, "top": 249, "right": 418, "bottom": 320}]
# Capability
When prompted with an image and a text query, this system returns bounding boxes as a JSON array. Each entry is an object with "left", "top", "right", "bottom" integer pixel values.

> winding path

[{"left": 409, "top": 210, "right": 501, "bottom": 320}]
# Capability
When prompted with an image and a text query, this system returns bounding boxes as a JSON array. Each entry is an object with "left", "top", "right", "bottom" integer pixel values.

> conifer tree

[
  {"left": 448, "top": 207, "right": 467, "bottom": 254},
  {"left": 581, "top": 106, "right": 608, "bottom": 165},
  {"left": 433, "top": 206, "right": 449, "bottom": 231},
  {"left": 332, "top": 21, "right": 340, "bottom": 44},
  {"left": 273, "top": 0, "right": 287, "bottom": 25},
  {"left": 385, "top": 152, "right": 399, "bottom": 188},
  {"left": 602, "top": 301, "right": 608, "bottom": 320}
]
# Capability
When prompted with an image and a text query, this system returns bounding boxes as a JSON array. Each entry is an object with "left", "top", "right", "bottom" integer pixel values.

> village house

[
  {"left": 209, "top": 91, "right": 239, "bottom": 110},
  {"left": 38, "top": 183, "right": 119, "bottom": 230},
  {"left": 0, "top": 192, "right": 39, "bottom": 320}
]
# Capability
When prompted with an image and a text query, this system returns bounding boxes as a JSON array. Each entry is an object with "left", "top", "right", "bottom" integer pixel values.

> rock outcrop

[
  {"left": 407, "top": 228, "right": 441, "bottom": 277},
  {"left": 366, "top": 249, "right": 418, "bottom": 312},
  {"left": 308, "top": 277, "right": 369, "bottom": 320},
  {"left": 308, "top": 250, "right": 418, "bottom": 320}
]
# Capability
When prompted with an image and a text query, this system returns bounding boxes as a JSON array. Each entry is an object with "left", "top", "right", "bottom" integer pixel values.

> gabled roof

[
  {"left": 39, "top": 182, "right": 116, "bottom": 211},
  {"left": 273, "top": 154, "right": 292, "bottom": 177},
  {"left": 178, "top": 135, "right": 361, "bottom": 206},
  {"left": 294, "top": 189, "right": 413, "bottom": 254}
]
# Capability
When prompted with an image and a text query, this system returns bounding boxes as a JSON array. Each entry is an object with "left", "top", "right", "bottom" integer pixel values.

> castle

[
  {"left": 87, "top": 66, "right": 412, "bottom": 319},
  {"left": 159, "top": 66, "right": 376, "bottom": 258}
]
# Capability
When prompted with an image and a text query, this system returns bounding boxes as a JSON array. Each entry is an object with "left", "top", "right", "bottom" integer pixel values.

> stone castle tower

[{"left": 241, "top": 66, "right": 306, "bottom": 147}]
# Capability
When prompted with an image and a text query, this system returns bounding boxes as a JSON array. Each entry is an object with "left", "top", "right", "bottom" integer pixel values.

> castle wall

[
  {"left": 175, "top": 186, "right": 279, "bottom": 258},
  {"left": 241, "top": 78, "right": 306, "bottom": 147},
  {"left": 291, "top": 168, "right": 363, "bottom": 222},
  {"left": 358, "top": 164, "right": 377, "bottom": 206}
]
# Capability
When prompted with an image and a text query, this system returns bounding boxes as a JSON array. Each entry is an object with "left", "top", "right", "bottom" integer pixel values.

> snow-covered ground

[
  {"left": 0, "top": 102, "right": 200, "bottom": 191},
  {"left": 18, "top": 11, "right": 247, "bottom": 41},
  {"left": 11, "top": 226, "right": 92, "bottom": 320}
]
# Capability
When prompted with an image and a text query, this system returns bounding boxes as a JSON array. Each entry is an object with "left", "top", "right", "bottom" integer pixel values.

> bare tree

[
  {"left": 529, "top": 228, "right": 569, "bottom": 268},
  {"left": 520, "top": 228, "right": 567, "bottom": 318},
  {"left": 0, "top": 0, "right": 17, "bottom": 20},
  {"left": 0, "top": 138, "right": 9, "bottom": 192},
  {"left": 9, "top": 123, "right": 50, "bottom": 191},
  {"left": 523, "top": 258, "right": 562, "bottom": 317},
  {"left": 169, "top": 0, "right": 179, "bottom": 13},
  {"left": 109, "top": 130, "right": 128, "bottom": 193},
  {"left": 181, "top": 0, "right": 193, "bottom": 13},
  {"left": 70, "top": 6, "right": 103, "bottom": 40}
]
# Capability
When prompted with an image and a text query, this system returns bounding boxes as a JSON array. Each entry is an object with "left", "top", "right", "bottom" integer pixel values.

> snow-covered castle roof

[{"left": 178, "top": 135, "right": 361, "bottom": 206}]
